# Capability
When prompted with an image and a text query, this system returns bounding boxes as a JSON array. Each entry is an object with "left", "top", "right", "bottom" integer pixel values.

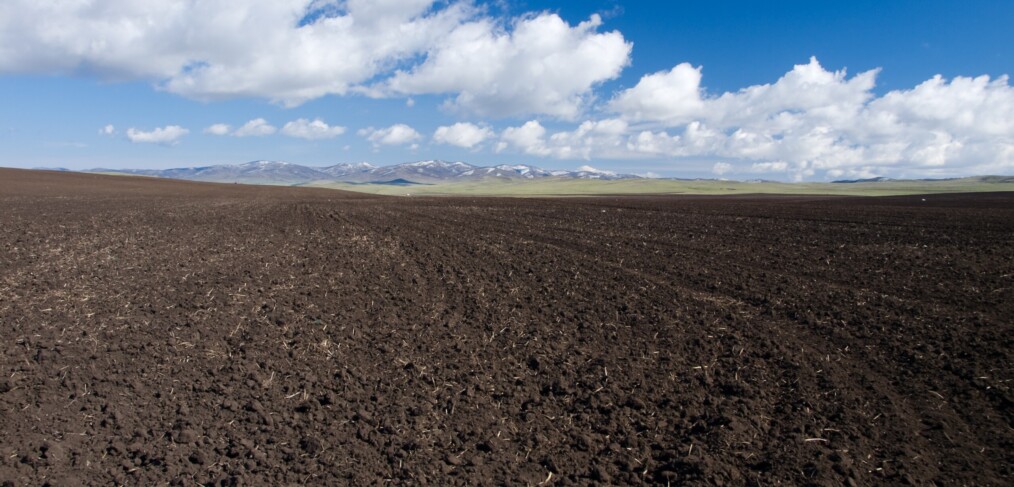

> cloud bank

[
  {"left": 498, "top": 58, "right": 1014, "bottom": 180},
  {"left": 382, "top": 13, "right": 630, "bottom": 119},
  {"left": 203, "top": 119, "right": 345, "bottom": 140},
  {"left": 0, "top": 1, "right": 629, "bottom": 118}
]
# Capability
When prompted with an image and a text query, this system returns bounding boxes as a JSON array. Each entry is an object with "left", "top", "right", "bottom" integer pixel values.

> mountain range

[{"left": 90, "top": 160, "right": 642, "bottom": 185}]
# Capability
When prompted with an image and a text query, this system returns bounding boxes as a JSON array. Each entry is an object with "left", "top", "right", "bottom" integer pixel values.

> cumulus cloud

[
  {"left": 358, "top": 124, "right": 422, "bottom": 147},
  {"left": 497, "top": 120, "right": 550, "bottom": 156},
  {"left": 712, "top": 162, "right": 732, "bottom": 176},
  {"left": 608, "top": 57, "right": 1013, "bottom": 178},
  {"left": 0, "top": 1, "right": 467, "bottom": 106},
  {"left": 281, "top": 118, "right": 346, "bottom": 140},
  {"left": 433, "top": 122, "right": 493, "bottom": 148},
  {"left": 609, "top": 57, "right": 879, "bottom": 131},
  {"left": 750, "top": 161, "right": 789, "bottom": 172},
  {"left": 232, "top": 118, "right": 276, "bottom": 137},
  {"left": 384, "top": 13, "right": 631, "bottom": 119},
  {"left": 497, "top": 118, "right": 633, "bottom": 160},
  {"left": 99, "top": 124, "right": 116, "bottom": 136},
  {"left": 204, "top": 123, "right": 232, "bottom": 136},
  {"left": 125, "top": 125, "right": 188, "bottom": 144},
  {"left": 609, "top": 63, "right": 705, "bottom": 124},
  {"left": 0, "top": 1, "right": 630, "bottom": 117},
  {"left": 491, "top": 58, "right": 1012, "bottom": 180}
]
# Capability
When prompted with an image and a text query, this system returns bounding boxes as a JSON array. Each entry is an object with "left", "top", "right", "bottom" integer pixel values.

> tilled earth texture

[{"left": 1, "top": 168, "right": 1012, "bottom": 486}]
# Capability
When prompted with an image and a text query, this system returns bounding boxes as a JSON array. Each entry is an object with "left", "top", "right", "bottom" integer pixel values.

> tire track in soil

[
  {"left": 385, "top": 197, "right": 1012, "bottom": 484},
  {"left": 389, "top": 204, "right": 925, "bottom": 482}
]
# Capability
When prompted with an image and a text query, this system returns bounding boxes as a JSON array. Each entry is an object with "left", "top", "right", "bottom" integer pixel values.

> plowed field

[{"left": 1, "top": 168, "right": 1011, "bottom": 486}]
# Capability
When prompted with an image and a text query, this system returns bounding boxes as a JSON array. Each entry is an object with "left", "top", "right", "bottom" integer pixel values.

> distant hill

[
  {"left": 832, "top": 175, "right": 1014, "bottom": 184},
  {"left": 61, "top": 163, "right": 1014, "bottom": 197},
  {"left": 831, "top": 176, "right": 893, "bottom": 184},
  {"left": 976, "top": 175, "right": 1014, "bottom": 183},
  {"left": 87, "top": 160, "right": 642, "bottom": 185},
  {"left": 92, "top": 161, "right": 331, "bottom": 185},
  {"left": 355, "top": 178, "right": 428, "bottom": 186}
]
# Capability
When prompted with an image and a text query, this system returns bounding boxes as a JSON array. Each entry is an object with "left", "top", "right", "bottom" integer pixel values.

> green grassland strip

[{"left": 304, "top": 176, "right": 1014, "bottom": 197}]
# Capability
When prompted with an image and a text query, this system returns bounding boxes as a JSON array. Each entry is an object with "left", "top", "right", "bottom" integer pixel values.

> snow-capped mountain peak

[
  {"left": 576, "top": 165, "right": 616, "bottom": 176},
  {"left": 406, "top": 160, "right": 471, "bottom": 168},
  {"left": 86, "top": 160, "right": 642, "bottom": 184}
]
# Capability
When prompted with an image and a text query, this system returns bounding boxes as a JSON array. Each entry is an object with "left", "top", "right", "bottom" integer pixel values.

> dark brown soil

[{"left": 1, "top": 168, "right": 1011, "bottom": 486}]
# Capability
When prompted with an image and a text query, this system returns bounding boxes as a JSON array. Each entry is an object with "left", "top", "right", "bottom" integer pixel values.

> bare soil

[{"left": 1, "top": 168, "right": 1011, "bottom": 486}]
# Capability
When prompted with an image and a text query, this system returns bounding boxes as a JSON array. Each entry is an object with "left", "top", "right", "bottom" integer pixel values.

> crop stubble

[{"left": 0, "top": 169, "right": 1011, "bottom": 485}]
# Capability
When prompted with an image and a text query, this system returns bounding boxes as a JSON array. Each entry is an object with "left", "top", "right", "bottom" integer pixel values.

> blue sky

[{"left": 0, "top": 0, "right": 1011, "bottom": 180}]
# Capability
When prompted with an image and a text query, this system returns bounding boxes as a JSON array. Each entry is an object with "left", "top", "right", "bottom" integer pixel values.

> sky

[{"left": 0, "top": 0, "right": 1011, "bottom": 181}]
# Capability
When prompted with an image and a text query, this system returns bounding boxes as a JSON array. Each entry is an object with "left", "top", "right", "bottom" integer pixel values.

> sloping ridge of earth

[{"left": 0, "top": 168, "right": 1011, "bottom": 485}]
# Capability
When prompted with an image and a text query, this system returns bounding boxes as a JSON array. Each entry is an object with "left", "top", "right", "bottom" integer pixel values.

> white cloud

[
  {"left": 611, "top": 57, "right": 879, "bottom": 129},
  {"left": 384, "top": 13, "right": 631, "bottom": 119},
  {"left": 497, "top": 120, "right": 550, "bottom": 156},
  {"left": 497, "top": 118, "right": 634, "bottom": 160},
  {"left": 750, "top": 161, "right": 789, "bottom": 172},
  {"left": 99, "top": 124, "right": 116, "bottom": 136},
  {"left": 609, "top": 63, "right": 705, "bottom": 124},
  {"left": 232, "top": 118, "right": 276, "bottom": 137},
  {"left": 125, "top": 125, "right": 188, "bottom": 144},
  {"left": 204, "top": 123, "right": 232, "bottom": 136},
  {"left": 826, "top": 167, "right": 881, "bottom": 181},
  {"left": 712, "top": 162, "right": 732, "bottom": 175},
  {"left": 490, "top": 57, "right": 1013, "bottom": 180},
  {"left": 0, "top": 1, "right": 630, "bottom": 117},
  {"left": 358, "top": 124, "right": 422, "bottom": 146},
  {"left": 281, "top": 118, "right": 346, "bottom": 140},
  {"left": 433, "top": 122, "right": 493, "bottom": 148},
  {"left": 0, "top": 1, "right": 472, "bottom": 106},
  {"left": 624, "top": 130, "right": 681, "bottom": 157}
]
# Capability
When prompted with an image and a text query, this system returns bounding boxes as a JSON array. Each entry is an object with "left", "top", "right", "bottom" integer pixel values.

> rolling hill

[{"left": 90, "top": 160, "right": 640, "bottom": 185}]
